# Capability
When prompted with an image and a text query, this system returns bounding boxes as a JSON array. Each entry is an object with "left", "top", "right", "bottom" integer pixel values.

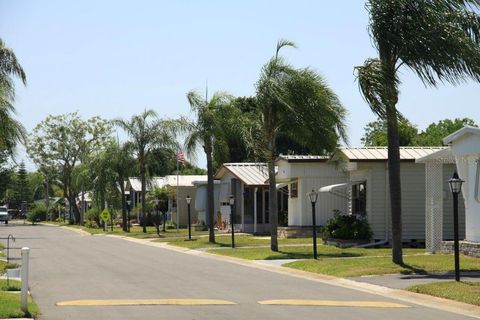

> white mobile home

[{"left": 329, "top": 147, "right": 466, "bottom": 243}]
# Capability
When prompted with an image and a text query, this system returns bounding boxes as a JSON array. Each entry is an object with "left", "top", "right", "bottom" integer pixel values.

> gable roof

[
  {"left": 277, "top": 155, "right": 329, "bottom": 163},
  {"left": 214, "top": 163, "right": 269, "bottom": 186},
  {"left": 443, "top": 126, "right": 480, "bottom": 145},
  {"left": 339, "top": 147, "right": 447, "bottom": 161}
]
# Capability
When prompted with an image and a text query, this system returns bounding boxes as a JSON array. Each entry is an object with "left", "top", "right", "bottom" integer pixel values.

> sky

[{"left": 1, "top": 0, "right": 480, "bottom": 170}]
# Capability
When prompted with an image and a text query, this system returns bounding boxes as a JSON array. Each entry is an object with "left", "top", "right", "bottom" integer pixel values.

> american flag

[{"left": 176, "top": 151, "right": 185, "bottom": 164}]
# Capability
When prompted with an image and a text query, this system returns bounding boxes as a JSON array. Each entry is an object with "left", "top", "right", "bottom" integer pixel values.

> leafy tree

[
  {"left": 28, "top": 112, "right": 112, "bottom": 223},
  {"left": 115, "top": 110, "right": 182, "bottom": 233},
  {"left": 0, "top": 37, "right": 27, "bottom": 157},
  {"left": 355, "top": 0, "right": 480, "bottom": 264},
  {"left": 362, "top": 119, "right": 418, "bottom": 146},
  {"left": 185, "top": 90, "right": 233, "bottom": 243},
  {"left": 413, "top": 118, "right": 477, "bottom": 146},
  {"left": 15, "top": 161, "right": 29, "bottom": 203},
  {"left": 249, "top": 40, "right": 347, "bottom": 251}
]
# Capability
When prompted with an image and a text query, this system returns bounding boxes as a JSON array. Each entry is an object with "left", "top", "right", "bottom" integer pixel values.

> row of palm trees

[{"left": 4, "top": 0, "right": 480, "bottom": 263}]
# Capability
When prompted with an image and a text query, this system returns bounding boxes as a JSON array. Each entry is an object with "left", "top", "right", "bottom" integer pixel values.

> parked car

[{"left": 0, "top": 206, "right": 9, "bottom": 224}]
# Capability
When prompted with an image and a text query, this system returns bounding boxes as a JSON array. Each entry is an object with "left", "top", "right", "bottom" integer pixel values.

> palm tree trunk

[
  {"left": 205, "top": 142, "right": 215, "bottom": 243},
  {"left": 386, "top": 105, "right": 403, "bottom": 265},
  {"left": 268, "top": 149, "right": 278, "bottom": 252},
  {"left": 140, "top": 157, "right": 147, "bottom": 233}
]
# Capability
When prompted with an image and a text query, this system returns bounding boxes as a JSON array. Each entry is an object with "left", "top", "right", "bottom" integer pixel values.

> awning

[
  {"left": 276, "top": 183, "right": 288, "bottom": 189},
  {"left": 319, "top": 181, "right": 364, "bottom": 199}
]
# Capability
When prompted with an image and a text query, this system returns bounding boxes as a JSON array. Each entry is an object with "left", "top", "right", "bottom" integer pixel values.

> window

[
  {"left": 290, "top": 182, "right": 298, "bottom": 198},
  {"left": 352, "top": 182, "right": 366, "bottom": 216}
]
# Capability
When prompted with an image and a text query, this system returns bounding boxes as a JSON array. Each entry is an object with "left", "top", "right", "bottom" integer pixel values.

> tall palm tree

[
  {"left": 356, "top": 0, "right": 480, "bottom": 264},
  {"left": 0, "top": 37, "right": 27, "bottom": 155},
  {"left": 115, "top": 110, "right": 181, "bottom": 233},
  {"left": 252, "top": 40, "right": 347, "bottom": 251},
  {"left": 185, "top": 90, "right": 232, "bottom": 243}
]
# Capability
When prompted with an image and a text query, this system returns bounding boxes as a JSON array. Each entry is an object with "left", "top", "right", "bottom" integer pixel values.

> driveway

[{"left": 1, "top": 223, "right": 477, "bottom": 320}]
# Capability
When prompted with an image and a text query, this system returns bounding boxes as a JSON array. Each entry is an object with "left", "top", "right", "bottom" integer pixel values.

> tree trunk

[
  {"left": 386, "top": 105, "right": 403, "bottom": 264},
  {"left": 140, "top": 157, "right": 147, "bottom": 233},
  {"left": 268, "top": 149, "right": 278, "bottom": 252},
  {"left": 205, "top": 142, "right": 215, "bottom": 243}
]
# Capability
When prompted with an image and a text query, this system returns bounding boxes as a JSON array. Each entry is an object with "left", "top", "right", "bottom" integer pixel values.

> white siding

[{"left": 442, "top": 164, "right": 466, "bottom": 239}]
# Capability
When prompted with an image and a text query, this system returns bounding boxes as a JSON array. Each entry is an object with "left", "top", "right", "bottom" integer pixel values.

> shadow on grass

[
  {"left": 263, "top": 250, "right": 364, "bottom": 260},
  {"left": 398, "top": 263, "right": 428, "bottom": 275}
]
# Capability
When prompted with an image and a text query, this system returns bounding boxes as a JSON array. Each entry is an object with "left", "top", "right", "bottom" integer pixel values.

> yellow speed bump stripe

[
  {"left": 56, "top": 299, "right": 236, "bottom": 306},
  {"left": 258, "top": 300, "right": 409, "bottom": 308}
]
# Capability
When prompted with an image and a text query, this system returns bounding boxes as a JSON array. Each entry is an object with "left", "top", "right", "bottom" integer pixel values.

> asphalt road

[{"left": 1, "top": 223, "right": 477, "bottom": 320}]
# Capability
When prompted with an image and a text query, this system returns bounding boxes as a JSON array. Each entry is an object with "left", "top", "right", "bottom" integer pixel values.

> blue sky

[{"left": 1, "top": 0, "right": 480, "bottom": 169}]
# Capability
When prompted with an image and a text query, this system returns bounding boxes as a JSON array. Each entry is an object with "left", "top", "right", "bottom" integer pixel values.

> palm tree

[
  {"left": 115, "top": 110, "right": 180, "bottom": 233},
  {"left": 185, "top": 90, "right": 232, "bottom": 243},
  {"left": 356, "top": 0, "right": 480, "bottom": 264},
  {"left": 251, "top": 40, "right": 347, "bottom": 251},
  {"left": 0, "top": 37, "right": 27, "bottom": 155}
]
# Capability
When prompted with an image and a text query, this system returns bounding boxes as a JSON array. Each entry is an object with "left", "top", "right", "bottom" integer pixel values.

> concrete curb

[{"left": 111, "top": 235, "right": 480, "bottom": 319}]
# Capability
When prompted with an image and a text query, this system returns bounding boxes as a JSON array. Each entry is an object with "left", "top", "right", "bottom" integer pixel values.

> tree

[
  {"left": 0, "top": 38, "right": 27, "bottom": 157},
  {"left": 250, "top": 40, "right": 347, "bottom": 251},
  {"left": 185, "top": 90, "right": 233, "bottom": 243},
  {"left": 115, "top": 110, "right": 181, "bottom": 233},
  {"left": 15, "top": 161, "right": 29, "bottom": 203},
  {"left": 362, "top": 119, "right": 418, "bottom": 146},
  {"left": 28, "top": 112, "right": 112, "bottom": 223},
  {"left": 356, "top": 0, "right": 480, "bottom": 264},
  {"left": 414, "top": 118, "right": 477, "bottom": 146}
]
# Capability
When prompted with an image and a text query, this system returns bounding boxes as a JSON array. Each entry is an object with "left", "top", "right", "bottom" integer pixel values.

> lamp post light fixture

[
  {"left": 308, "top": 189, "right": 319, "bottom": 259},
  {"left": 448, "top": 172, "right": 464, "bottom": 282},
  {"left": 126, "top": 200, "right": 131, "bottom": 232},
  {"left": 229, "top": 194, "right": 235, "bottom": 248},
  {"left": 186, "top": 195, "right": 192, "bottom": 240}
]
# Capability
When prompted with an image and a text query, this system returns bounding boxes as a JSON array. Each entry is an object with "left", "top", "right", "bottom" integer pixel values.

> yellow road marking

[
  {"left": 258, "top": 300, "right": 409, "bottom": 308},
  {"left": 56, "top": 299, "right": 236, "bottom": 306}
]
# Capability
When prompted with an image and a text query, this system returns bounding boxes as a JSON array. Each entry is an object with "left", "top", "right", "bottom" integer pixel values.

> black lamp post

[
  {"left": 126, "top": 200, "right": 131, "bottom": 232},
  {"left": 229, "top": 194, "right": 235, "bottom": 248},
  {"left": 448, "top": 172, "right": 464, "bottom": 282},
  {"left": 186, "top": 195, "right": 192, "bottom": 240},
  {"left": 308, "top": 189, "right": 319, "bottom": 259}
]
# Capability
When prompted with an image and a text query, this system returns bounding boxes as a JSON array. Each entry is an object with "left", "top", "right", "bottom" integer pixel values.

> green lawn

[
  {"left": 0, "top": 291, "right": 39, "bottom": 318},
  {"left": 0, "top": 279, "right": 21, "bottom": 291},
  {"left": 285, "top": 254, "right": 480, "bottom": 277},
  {"left": 206, "top": 244, "right": 423, "bottom": 260},
  {"left": 408, "top": 281, "right": 480, "bottom": 306},
  {"left": 161, "top": 234, "right": 325, "bottom": 249}
]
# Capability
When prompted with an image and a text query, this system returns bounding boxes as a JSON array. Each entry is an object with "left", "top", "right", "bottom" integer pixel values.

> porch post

[
  {"left": 241, "top": 183, "right": 245, "bottom": 231},
  {"left": 254, "top": 187, "right": 258, "bottom": 234}
]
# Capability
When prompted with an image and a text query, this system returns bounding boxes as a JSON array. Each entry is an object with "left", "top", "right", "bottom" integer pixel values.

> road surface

[{"left": 1, "top": 223, "right": 476, "bottom": 320}]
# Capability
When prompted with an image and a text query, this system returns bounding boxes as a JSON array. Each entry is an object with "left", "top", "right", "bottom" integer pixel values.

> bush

[
  {"left": 85, "top": 208, "right": 100, "bottom": 227},
  {"left": 322, "top": 211, "right": 373, "bottom": 241},
  {"left": 27, "top": 204, "right": 47, "bottom": 223}
]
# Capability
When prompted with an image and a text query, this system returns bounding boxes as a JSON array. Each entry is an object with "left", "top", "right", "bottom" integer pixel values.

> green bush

[
  {"left": 85, "top": 208, "right": 100, "bottom": 227},
  {"left": 27, "top": 204, "right": 47, "bottom": 223},
  {"left": 322, "top": 211, "right": 373, "bottom": 241}
]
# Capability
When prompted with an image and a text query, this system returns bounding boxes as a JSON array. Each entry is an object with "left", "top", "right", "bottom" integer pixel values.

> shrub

[
  {"left": 85, "top": 208, "right": 100, "bottom": 227},
  {"left": 322, "top": 211, "right": 373, "bottom": 241},
  {"left": 27, "top": 204, "right": 47, "bottom": 223}
]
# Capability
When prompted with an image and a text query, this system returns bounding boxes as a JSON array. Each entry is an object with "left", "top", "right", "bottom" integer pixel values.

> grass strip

[
  {"left": 408, "top": 281, "right": 480, "bottom": 306},
  {"left": 285, "top": 254, "right": 480, "bottom": 277},
  {"left": 0, "top": 291, "right": 39, "bottom": 318}
]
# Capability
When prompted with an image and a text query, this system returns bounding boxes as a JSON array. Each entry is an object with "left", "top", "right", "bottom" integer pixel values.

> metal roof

[
  {"left": 340, "top": 147, "right": 448, "bottom": 161},
  {"left": 128, "top": 175, "right": 207, "bottom": 191},
  {"left": 277, "top": 155, "right": 329, "bottom": 162},
  {"left": 443, "top": 126, "right": 480, "bottom": 145},
  {"left": 214, "top": 163, "right": 269, "bottom": 186},
  {"left": 415, "top": 147, "right": 455, "bottom": 164}
]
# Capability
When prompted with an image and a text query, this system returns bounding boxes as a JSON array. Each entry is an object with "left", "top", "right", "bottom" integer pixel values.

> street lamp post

[
  {"left": 308, "top": 189, "right": 319, "bottom": 259},
  {"left": 448, "top": 172, "right": 464, "bottom": 282},
  {"left": 186, "top": 195, "right": 192, "bottom": 240},
  {"left": 154, "top": 199, "right": 160, "bottom": 236},
  {"left": 229, "top": 194, "right": 235, "bottom": 248},
  {"left": 126, "top": 200, "right": 131, "bottom": 232}
]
